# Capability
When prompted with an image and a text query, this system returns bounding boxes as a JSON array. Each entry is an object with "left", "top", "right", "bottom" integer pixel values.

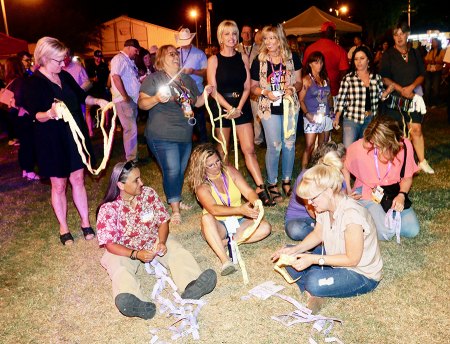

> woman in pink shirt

[{"left": 344, "top": 116, "right": 420, "bottom": 240}]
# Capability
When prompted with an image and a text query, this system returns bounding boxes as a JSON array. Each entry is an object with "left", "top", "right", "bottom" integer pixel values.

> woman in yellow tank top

[{"left": 187, "top": 144, "right": 271, "bottom": 276}]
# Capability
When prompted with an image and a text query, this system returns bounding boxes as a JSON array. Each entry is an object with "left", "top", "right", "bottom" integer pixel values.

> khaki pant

[
  {"left": 115, "top": 99, "right": 138, "bottom": 161},
  {"left": 101, "top": 236, "right": 201, "bottom": 301}
]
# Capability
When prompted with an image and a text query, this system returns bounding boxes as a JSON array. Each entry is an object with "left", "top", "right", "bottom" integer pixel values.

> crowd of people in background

[{"left": 0, "top": 17, "right": 449, "bottom": 318}]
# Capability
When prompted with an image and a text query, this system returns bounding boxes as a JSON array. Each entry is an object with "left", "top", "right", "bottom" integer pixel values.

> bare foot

[
  {"left": 171, "top": 212, "right": 182, "bottom": 225},
  {"left": 306, "top": 293, "right": 327, "bottom": 314}
]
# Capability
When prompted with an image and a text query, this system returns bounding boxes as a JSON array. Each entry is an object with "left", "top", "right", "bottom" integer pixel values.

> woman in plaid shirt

[{"left": 333, "top": 46, "right": 391, "bottom": 148}]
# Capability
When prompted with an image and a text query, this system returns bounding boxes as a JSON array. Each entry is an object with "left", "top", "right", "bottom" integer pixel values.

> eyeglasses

[
  {"left": 51, "top": 58, "right": 65, "bottom": 65},
  {"left": 308, "top": 189, "right": 325, "bottom": 204},
  {"left": 119, "top": 160, "right": 136, "bottom": 179},
  {"left": 206, "top": 159, "right": 221, "bottom": 169},
  {"left": 167, "top": 51, "right": 179, "bottom": 57}
]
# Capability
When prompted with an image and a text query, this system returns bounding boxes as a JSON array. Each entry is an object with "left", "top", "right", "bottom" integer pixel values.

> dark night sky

[{"left": 4, "top": 0, "right": 448, "bottom": 44}]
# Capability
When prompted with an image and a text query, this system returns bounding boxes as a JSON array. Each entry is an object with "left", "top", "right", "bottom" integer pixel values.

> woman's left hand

[
  {"left": 204, "top": 85, "right": 215, "bottom": 96},
  {"left": 291, "top": 253, "right": 314, "bottom": 271},
  {"left": 392, "top": 194, "right": 405, "bottom": 212},
  {"left": 224, "top": 107, "right": 242, "bottom": 119}
]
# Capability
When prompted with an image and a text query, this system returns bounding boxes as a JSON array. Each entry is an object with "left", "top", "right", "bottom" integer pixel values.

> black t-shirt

[
  {"left": 379, "top": 47, "right": 425, "bottom": 88},
  {"left": 251, "top": 53, "right": 301, "bottom": 114}
]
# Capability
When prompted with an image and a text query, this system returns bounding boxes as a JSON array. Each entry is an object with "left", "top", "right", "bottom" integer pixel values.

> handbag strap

[
  {"left": 3, "top": 78, "right": 16, "bottom": 90},
  {"left": 400, "top": 141, "right": 407, "bottom": 179}
]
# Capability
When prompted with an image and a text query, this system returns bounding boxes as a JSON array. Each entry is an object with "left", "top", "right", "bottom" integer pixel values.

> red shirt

[
  {"left": 303, "top": 38, "right": 349, "bottom": 96},
  {"left": 96, "top": 186, "right": 170, "bottom": 250}
]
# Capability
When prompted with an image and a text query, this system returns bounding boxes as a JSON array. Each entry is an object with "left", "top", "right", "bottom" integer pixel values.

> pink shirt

[
  {"left": 303, "top": 38, "right": 349, "bottom": 96},
  {"left": 345, "top": 138, "right": 419, "bottom": 200},
  {"left": 96, "top": 186, "right": 170, "bottom": 250}
]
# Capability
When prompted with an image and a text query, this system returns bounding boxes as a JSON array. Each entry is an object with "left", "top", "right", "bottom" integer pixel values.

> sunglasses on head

[{"left": 119, "top": 160, "right": 136, "bottom": 178}]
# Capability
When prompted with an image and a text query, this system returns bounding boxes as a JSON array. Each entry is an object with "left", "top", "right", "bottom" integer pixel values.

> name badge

[
  {"left": 141, "top": 210, "right": 154, "bottom": 223},
  {"left": 371, "top": 186, "right": 384, "bottom": 204},
  {"left": 224, "top": 216, "right": 240, "bottom": 234}
]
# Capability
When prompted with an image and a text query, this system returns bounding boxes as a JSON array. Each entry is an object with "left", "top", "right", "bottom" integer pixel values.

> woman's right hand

[
  {"left": 305, "top": 112, "right": 315, "bottom": 123},
  {"left": 156, "top": 87, "right": 171, "bottom": 103}
]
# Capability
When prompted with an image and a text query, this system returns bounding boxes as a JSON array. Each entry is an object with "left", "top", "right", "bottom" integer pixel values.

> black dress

[
  {"left": 209, "top": 52, "right": 252, "bottom": 128},
  {"left": 23, "top": 70, "right": 94, "bottom": 178}
]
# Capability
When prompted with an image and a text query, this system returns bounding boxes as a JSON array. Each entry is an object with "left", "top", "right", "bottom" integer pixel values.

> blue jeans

[
  {"left": 343, "top": 115, "right": 373, "bottom": 148},
  {"left": 285, "top": 217, "right": 315, "bottom": 241},
  {"left": 358, "top": 199, "right": 420, "bottom": 241},
  {"left": 146, "top": 138, "right": 192, "bottom": 204},
  {"left": 261, "top": 113, "right": 298, "bottom": 184},
  {"left": 286, "top": 246, "right": 379, "bottom": 298}
]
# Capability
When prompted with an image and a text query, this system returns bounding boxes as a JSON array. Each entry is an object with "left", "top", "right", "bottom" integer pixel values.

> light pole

[
  {"left": 1, "top": 0, "right": 9, "bottom": 36},
  {"left": 189, "top": 9, "right": 199, "bottom": 47},
  {"left": 329, "top": 5, "right": 348, "bottom": 18}
]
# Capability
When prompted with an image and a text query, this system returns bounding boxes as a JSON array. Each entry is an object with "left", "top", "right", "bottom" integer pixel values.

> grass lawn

[{"left": 0, "top": 107, "right": 448, "bottom": 344}]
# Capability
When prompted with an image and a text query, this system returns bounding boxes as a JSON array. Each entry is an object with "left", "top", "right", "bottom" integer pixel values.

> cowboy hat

[{"left": 175, "top": 28, "right": 196, "bottom": 45}]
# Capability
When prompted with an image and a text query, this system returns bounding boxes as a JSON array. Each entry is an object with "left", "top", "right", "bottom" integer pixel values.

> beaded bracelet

[{"left": 130, "top": 250, "right": 136, "bottom": 260}]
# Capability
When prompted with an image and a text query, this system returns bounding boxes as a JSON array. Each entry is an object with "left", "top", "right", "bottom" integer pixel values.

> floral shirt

[{"left": 96, "top": 186, "right": 170, "bottom": 250}]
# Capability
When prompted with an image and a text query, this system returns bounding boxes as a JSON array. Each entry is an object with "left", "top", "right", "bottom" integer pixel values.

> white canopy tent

[{"left": 283, "top": 6, "right": 362, "bottom": 36}]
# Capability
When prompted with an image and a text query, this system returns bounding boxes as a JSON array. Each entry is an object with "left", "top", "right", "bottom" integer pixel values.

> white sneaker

[{"left": 419, "top": 160, "right": 435, "bottom": 174}]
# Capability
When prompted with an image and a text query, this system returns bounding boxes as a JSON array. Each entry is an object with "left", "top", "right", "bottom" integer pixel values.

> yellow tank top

[{"left": 202, "top": 169, "right": 243, "bottom": 221}]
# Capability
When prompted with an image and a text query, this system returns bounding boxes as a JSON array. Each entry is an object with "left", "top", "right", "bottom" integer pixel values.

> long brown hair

[
  {"left": 5, "top": 57, "right": 24, "bottom": 83},
  {"left": 96, "top": 161, "right": 137, "bottom": 217}
]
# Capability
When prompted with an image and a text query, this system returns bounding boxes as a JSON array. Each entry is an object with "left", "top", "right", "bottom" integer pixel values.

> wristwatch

[{"left": 318, "top": 257, "right": 325, "bottom": 266}]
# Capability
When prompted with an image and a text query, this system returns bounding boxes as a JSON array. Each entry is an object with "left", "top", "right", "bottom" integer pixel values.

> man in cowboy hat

[
  {"left": 175, "top": 28, "right": 209, "bottom": 143},
  {"left": 110, "top": 39, "right": 142, "bottom": 161}
]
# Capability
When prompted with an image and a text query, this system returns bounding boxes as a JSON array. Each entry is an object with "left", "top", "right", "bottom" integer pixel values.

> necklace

[
  {"left": 395, "top": 45, "right": 408, "bottom": 61},
  {"left": 207, "top": 171, "right": 222, "bottom": 180}
]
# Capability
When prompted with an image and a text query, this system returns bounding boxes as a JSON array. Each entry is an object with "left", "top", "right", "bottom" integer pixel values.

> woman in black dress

[
  {"left": 23, "top": 37, "right": 108, "bottom": 245},
  {"left": 207, "top": 20, "right": 273, "bottom": 207}
]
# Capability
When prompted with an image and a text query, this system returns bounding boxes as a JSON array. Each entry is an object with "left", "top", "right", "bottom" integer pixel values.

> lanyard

[
  {"left": 269, "top": 57, "right": 283, "bottom": 89},
  {"left": 207, "top": 173, "right": 230, "bottom": 206},
  {"left": 165, "top": 72, "right": 191, "bottom": 101},
  {"left": 374, "top": 148, "right": 392, "bottom": 182},
  {"left": 179, "top": 46, "right": 192, "bottom": 67}
]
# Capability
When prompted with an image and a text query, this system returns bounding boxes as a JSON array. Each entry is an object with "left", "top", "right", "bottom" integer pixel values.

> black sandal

[
  {"left": 60, "top": 232, "right": 74, "bottom": 245},
  {"left": 257, "top": 184, "right": 276, "bottom": 207},
  {"left": 267, "top": 183, "right": 283, "bottom": 203},
  {"left": 282, "top": 180, "right": 292, "bottom": 197},
  {"left": 81, "top": 226, "right": 96, "bottom": 240}
]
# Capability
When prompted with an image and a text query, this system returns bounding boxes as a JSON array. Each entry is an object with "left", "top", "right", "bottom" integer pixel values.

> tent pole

[{"left": 1, "top": 0, "right": 9, "bottom": 36}]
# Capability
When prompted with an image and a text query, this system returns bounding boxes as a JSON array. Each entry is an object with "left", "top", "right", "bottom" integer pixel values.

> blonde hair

[
  {"left": 154, "top": 45, "right": 177, "bottom": 71},
  {"left": 186, "top": 143, "right": 225, "bottom": 192},
  {"left": 363, "top": 116, "right": 403, "bottom": 162},
  {"left": 34, "top": 36, "right": 67, "bottom": 67},
  {"left": 297, "top": 151, "right": 343, "bottom": 199},
  {"left": 217, "top": 20, "right": 239, "bottom": 47},
  {"left": 258, "top": 24, "right": 292, "bottom": 63}
]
